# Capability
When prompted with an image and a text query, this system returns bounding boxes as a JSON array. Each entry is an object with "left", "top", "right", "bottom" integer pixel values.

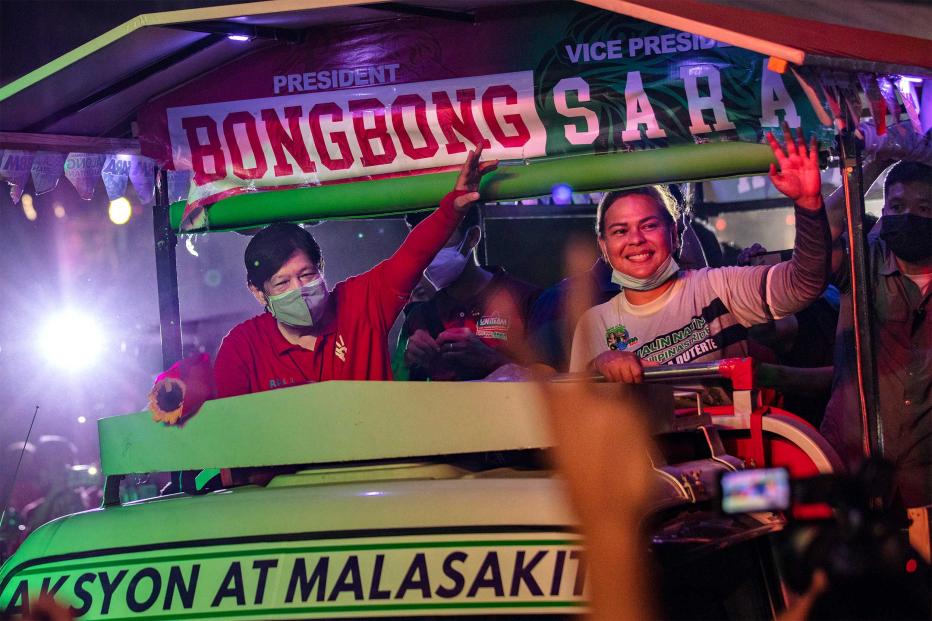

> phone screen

[{"left": 721, "top": 468, "right": 790, "bottom": 513}]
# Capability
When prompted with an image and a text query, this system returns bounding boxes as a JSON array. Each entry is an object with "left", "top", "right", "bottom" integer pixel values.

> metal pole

[
  {"left": 551, "top": 359, "right": 728, "bottom": 383},
  {"left": 154, "top": 168, "right": 183, "bottom": 370},
  {"left": 836, "top": 130, "right": 883, "bottom": 460},
  {"left": 477, "top": 204, "right": 490, "bottom": 266}
]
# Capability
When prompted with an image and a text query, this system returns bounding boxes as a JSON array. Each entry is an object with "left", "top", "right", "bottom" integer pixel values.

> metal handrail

[{"left": 550, "top": 358, "right": 754, "bottom": 389}]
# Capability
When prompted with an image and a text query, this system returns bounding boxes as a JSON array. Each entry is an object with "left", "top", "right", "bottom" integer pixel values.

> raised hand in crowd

[
  {"left": 537, "top": 239, "right": 656, "bottom": 620},
  {"left": 767, "top": 122, "right": 822, "bottom": 212},
  {"left": 451, "top": 145, "right": 498, "bottom": 213}
]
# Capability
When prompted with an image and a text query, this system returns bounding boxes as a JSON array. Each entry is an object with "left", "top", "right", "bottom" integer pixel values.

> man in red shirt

[{"left": 213, "top": 148, "right": 497, "bottom": 398}]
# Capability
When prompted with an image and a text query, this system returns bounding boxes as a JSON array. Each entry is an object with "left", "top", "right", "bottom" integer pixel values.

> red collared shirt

[{"left": 214, "top": 191, "right": 467, "bottom": 398}]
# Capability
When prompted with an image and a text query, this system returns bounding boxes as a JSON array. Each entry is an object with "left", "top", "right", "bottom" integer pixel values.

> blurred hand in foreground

[{"left": 536, "top": 237, "right": 656, "bottom": 621}]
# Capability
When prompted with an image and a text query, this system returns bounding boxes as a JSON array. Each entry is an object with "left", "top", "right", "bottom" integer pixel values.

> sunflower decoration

[{"left": 148, "top": 353, "right": 215, "bottom": 425}]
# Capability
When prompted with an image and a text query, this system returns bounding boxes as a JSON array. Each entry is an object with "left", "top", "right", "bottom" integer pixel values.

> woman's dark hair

[
  {"left": 244, "top": 223, "right": 323, "bottom": 290},
  {"left": 595, "top": 185, "right": 680, "bottom": 236}
]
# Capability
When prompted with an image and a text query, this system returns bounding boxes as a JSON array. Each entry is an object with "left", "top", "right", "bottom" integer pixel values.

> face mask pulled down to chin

[
  {"left": 611, "top": 255, "right": 681, "bottom": 291},
  {"left": 267, "top": 276, "right": 330, "bottom": 327}
]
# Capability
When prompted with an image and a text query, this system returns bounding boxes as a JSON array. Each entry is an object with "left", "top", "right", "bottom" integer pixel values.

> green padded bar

[
  {"left": 170, "top": 142, "right": 777, "bottom": 231},
  {"left": 99, "top": 381, "right": 552, "bottom": 475}
]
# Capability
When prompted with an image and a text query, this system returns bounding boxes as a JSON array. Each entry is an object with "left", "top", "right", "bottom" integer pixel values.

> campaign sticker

[
  {"left": 30, "top": 152, "right": 66, "bottom": 195},
  {"left": 476, "top": 316, "right": 509, "bottom": 341},
  {"left": 0, "top": 150, "right": 35, "bottom": 203},
  {"left": 605, "top": 324, "right": 637, "bottom": 351},
  {"left": 102, "top": 155, "right": 133, "bottom": 201},
  {"left": 64, "top": 152, "right": 107, "bottom": 200}
]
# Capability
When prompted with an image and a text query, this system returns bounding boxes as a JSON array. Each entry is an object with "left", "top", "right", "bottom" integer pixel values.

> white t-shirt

[
  {"left": 571, "top": 266, "right": 780, "bottom": 371},
  {"left": 569, "top": 206, "right": 831, "bottom": 372}
]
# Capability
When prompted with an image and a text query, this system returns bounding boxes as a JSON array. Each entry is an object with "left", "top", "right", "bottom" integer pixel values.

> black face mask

[{"left": 879, "top": 214, "right": 932, "bottom": 263}]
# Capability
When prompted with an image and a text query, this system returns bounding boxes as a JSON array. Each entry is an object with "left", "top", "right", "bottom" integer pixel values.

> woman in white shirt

[{"left": 570, "top": 128, "right": 830, "bottom": 382}]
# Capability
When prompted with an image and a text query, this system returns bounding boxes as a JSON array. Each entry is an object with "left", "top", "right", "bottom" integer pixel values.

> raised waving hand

[{"left": 767, "top": 122, "right": 822, "bottom": 212}]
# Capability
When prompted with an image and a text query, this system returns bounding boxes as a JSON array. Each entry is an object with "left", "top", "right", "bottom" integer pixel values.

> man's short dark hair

[
  {"left": 244, "top": 223, "right": 323, "bottom": 290},
  {"left": 884, "top": 161, "right": 932, "bottom": 197},
  {"left": 404, "top": 207, "right": 480, "bottom": 231}
]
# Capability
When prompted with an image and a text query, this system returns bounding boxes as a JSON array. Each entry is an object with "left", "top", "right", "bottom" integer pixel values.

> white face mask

[
  {"left": 611, "top": 255, "right": 680, "bottom": 291},
  {"left": 266, "top": 276, "right": 330, "bottom": 327},
  {"left": 424, "top": 242, "right": 469, "bottom": 289}
]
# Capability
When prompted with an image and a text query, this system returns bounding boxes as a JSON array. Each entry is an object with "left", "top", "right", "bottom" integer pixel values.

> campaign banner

[
  {"left": 129, "top": 157, "right": 156, "bottom": 205},
  {"left": 30, "top": 151, "right": 67, "bottom": 195},
  {"left": 138, "top": 2, "right": 819, "bottom": 228},
  {"left": 0, "top": 149, "right": 35, "bottom": 203},
  {"left": 163, "top": 71, "right": 546, "bottom": 213},
  {"left": 64, "top": 152, "right": 107, "bottom": 201},
  {"left": 1, "top": 532, "right": 585, "bottom": 619},
  {"left": 102, "top": 154, "right": 133, "bottom": 201}
]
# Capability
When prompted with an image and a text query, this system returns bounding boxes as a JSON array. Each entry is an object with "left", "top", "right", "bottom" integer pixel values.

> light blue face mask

[
  {"left": 424, "top": 243, "right": 469, "bottom": 289},
  {"left": 611, "top": 255, "right": 680, "bottom": 291},
  {"left": 266, "top": 276, "right": 329, "bottom": 327}
]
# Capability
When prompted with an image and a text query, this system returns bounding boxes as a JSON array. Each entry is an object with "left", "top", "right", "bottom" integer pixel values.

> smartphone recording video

[{"left": 721, "top": 467, "right": 791, "bottom": 514}]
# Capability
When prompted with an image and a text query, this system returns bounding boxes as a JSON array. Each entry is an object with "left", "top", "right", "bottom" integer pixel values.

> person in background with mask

[
  {"left": 213, "top": 148, "right": 497, "bottom": 397},
  {"left": 21, "top": 436, "right": 88, "bottom": 534},
  {"left": 821, "top": 158, "right": 931, "bottom": 509},
  {"left": 570, "top": 127, "right": 830, "bottom": 381},
  {"left": 394, "top": 208, "right": 540, "bottom": 381}
]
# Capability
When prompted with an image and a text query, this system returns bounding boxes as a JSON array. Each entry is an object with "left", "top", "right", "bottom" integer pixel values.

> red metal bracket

[{"left": 718, "top": 357, "right": 754, "bottom": 391}]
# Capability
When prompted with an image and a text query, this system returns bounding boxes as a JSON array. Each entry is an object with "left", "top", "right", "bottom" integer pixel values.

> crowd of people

[{"left": 0, "top": 436, "right": 100, "bottom": 562}]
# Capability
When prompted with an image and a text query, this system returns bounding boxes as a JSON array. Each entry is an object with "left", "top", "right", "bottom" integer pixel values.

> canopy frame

[
  {"left": 154, "top": 169, "right": 184, "bottom": 371},
  {"left": 22, "top": 35, "right": 226, "bottom": 134},
  {"left": 835, "top": 130, "right": 883, "bottom": 464}
]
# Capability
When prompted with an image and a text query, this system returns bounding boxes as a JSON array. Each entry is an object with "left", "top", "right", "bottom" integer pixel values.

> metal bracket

[
  {"left": 154, "top": 169, "right": 183, "bottom": 369},
  {"left": 836, "top": 129, "right": 883, "bottom": 460},
  {"left": 102, "top": 475, "right": 124, "bottom": 507}
]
